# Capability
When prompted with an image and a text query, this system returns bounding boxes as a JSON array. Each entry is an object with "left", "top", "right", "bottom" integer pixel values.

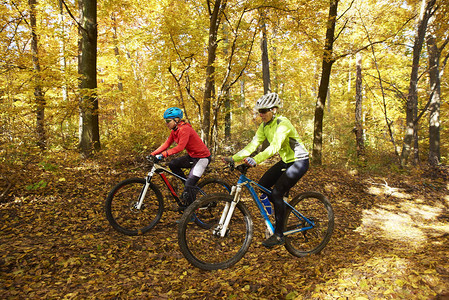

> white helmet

[{"left": 254, "top": 92, "right": 282, "bottom": 110}]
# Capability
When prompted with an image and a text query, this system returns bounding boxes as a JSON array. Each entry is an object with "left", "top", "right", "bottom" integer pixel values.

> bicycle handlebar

[
  {"left": 146, "top": 155, "right": 163, "bottom": 164},
  {"left": 236, "top": 164, "right": 250, "bottom": 174},
  {"left": 223, "top": 159, "right": 251, "bottom": 175}
]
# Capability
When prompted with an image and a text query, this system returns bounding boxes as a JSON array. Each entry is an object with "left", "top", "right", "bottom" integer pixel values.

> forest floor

[{"left": 1, "top": 152, "right": 449, "bottom": 299}]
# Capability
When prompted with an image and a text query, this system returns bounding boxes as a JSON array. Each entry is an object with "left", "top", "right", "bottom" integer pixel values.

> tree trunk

[
  {"left": 312, "top": 0, "right": 338, "bottom": 165},
  {"left": 426, "top": 33, "right": 441, "bottom": 166},
  {"left": 29, "top": 0, "right": 46, "bottom": 150},
  {"left": 223, "top": 22, "right": 231, "bottom": 140},
  {"left": 224, "top": 90, "right": 231, "bottom": 139},
  {"left": 354, "top": 52, "right": 364, "bottom": 156},
  {"left": 202, "top": 0, "right": 225, "bottom": 146},
  {"left": 111, "top": 14, "right": 124, "bottom": 92},
  {"left": 58, "top": 0, "right": 68, "bottom": 103},
  {"left": 400, "top": 0, "right": 436, "bottom": 167},
  {"left": 260, "top": 9, "right": 271, "bottom": 94},
  {"left": 78, "top": 0, "right": 100, "bottom": 157}
]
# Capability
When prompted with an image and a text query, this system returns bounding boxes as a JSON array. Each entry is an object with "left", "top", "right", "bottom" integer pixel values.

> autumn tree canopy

[{"left": 0, "top": 0, "right": 448, "bottom": 167}]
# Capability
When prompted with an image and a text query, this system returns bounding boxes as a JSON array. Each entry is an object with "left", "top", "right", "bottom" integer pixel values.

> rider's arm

[
  {"left": 232, "top": 124, "right": 266, "bottom": 162},
  {"left": 151, "top": 134, "right": 174, "bottom": 157}
]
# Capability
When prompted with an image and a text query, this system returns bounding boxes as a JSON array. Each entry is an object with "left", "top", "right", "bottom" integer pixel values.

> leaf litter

[{"left": 1, "top": 154, "right": 448, "bottom": 299}]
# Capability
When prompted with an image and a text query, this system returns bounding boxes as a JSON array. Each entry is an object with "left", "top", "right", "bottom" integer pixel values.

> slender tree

[
  {"left": 111, "top": 13, "right": 123, "bottom": 92},
  {"left": 400, "top": 0, "right": 436, "bottom": 167},
  {"left": 58, "top": 0, "right": 68, "bottom": 103},
  {"left": 78, "top": 0, "right": 100, "bottom": 157},
  {"left": 426, "top": 27, "right": 447, "bottom": 165},
  {"left": 223, "top": 23, "right": 231, "bottom": 139},
  {"left": 202, "top": 0, "right": 226, "bottom": 146},
  {"left": 29, "top": 0, "right": 46, "bottom": 150},
  {"left": 354, "top": 52, "right": 364, "bottom": 156},
  {"left": 260, "top": 9, "right": 271, "bottom": 94},
  {"left": 312, "top": 0, "right": 338, "bottom": 165}
]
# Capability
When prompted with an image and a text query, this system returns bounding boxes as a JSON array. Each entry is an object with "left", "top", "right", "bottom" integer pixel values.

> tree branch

[
  {"left": 60, "top": 0, "right": 89, "bottom": 35},
  {"left": 168, "top": 32, "right": 199, "bottom": 121}
]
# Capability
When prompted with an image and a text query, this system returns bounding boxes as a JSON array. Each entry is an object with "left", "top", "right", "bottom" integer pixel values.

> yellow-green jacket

[{"left": 232, "top": 116, "right": 309, "bottom": 164}]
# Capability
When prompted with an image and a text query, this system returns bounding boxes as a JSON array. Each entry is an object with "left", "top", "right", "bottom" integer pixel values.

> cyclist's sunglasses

[
  {"left": 165, "top": 119, "right": 174, "bottom": 123},
  {"left": 258, "top": 108, "right": 271, "bottom": 114}
]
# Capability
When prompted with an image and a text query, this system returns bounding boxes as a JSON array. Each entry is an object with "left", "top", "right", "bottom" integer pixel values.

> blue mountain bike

[{"left": 177, "top": 162, "right": 334, "bottom": 270}]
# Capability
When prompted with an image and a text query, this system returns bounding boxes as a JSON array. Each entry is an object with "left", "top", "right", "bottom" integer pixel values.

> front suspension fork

[
  {"left": 135, "top": 167, "right": 156, "bottom": 210},
  {"left": 214, "top": 185, "right": 241, "bottom": 237}
]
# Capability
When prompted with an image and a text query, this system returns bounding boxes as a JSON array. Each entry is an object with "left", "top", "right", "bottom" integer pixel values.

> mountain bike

[
  {"left": 177, "top": 162, "right": 334, "bottom": 270},
  {"left": 105, "top": 156, "right": 231, "bottom": 236}
]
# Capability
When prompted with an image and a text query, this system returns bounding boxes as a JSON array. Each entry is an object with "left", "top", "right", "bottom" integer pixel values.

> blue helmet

[{"left": 163, "top": 107, "right": 183, "bottom": 119}]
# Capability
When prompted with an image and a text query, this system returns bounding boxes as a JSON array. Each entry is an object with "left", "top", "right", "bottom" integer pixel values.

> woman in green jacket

[{"left": 226, "top": 92, "right": 309, "bottom": 248}]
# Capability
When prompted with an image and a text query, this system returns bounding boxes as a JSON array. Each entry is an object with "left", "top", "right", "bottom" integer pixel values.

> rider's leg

[
  {"left": 182, "top": 156, "right": 211, "bottom": 205},
  {"left": 258, "top": 161, "right": 287, "bottom": 239},
  {"left": 258, "top": 160, "right": 286, "bottom": 190},
  {"left": 259, "top": 159, "right": 309, "bottom": 248},
  {"left": 182, "top": 175, "right": 200, "bottom": 206},
  {"left": 168, "top": 155, "right": 191, "bottom": 179},
  {"left": 271, "top": 159, "right": 309, "bottom": 236}
]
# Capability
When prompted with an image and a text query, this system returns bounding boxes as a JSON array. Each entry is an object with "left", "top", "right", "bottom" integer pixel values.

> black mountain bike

[{"left": 105, "top": 156, "right": 231, "bottom": 236}]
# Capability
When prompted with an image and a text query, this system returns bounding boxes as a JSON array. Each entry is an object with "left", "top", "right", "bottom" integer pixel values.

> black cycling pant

[
  {"left": 258, "top": 158, "right": 309, "bottom": 236},
  {"left": 168, "top": 155, "right": 211, "bottom": 205}
]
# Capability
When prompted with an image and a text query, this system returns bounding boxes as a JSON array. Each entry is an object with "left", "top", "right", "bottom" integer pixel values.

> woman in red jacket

[{"left": 151, "top": 107, "right": 211, "bottom": 209}]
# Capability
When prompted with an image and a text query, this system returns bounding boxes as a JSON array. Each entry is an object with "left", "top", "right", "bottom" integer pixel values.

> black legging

[
  {"left": 258, "top": 159, "right": 309, "bottom": 236},
  {"left": 168, "top": 155, "right": 211, "bottom": 205}
]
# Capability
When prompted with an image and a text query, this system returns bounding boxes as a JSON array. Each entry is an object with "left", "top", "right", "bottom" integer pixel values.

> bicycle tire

[
  {"left": 283, "top": 192, "right": 334, "bottom": 257},
  {"left": 193, "top": 178, "right": 232, "bottom": 229},
  {"left": 105, "top": 178, "right": 164, "bottom": 236},
  {"left": 197, "top": 177, "right": 231, "bottom": 195},
  {"left": 178, "top": 193, "right": 253, "bottom": 270}
]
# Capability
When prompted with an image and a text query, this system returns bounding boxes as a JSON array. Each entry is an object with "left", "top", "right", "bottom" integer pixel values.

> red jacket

[{"left": 151, "top": 121, "right": 211, "bottom": 158}]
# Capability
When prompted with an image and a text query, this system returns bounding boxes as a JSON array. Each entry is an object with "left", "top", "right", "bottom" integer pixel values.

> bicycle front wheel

[
  {"left": 105, "top": 178, "right": 164, "bottom": 236},
  {"left": 283, "top": 192, "right": 334, "bottom": 257},
  {"left": 178, "top": 193, "right": 253, "bottom": 270}
]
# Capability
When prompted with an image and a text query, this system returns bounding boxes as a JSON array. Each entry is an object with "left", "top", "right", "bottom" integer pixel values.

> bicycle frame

[
  {"left": 136, "top": 162, "right": 186, "bottom": 209},
  {"left": 217, "top": 171, "right": 314, "bottom": 238}
]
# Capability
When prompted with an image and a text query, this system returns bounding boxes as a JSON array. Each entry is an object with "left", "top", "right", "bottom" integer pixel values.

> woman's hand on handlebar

[
  {"left": 243, "top": 157, "right": 256, "bottom": 167},
  {"left": 146, "top": 154, "right": 164, "bottom": 163}
]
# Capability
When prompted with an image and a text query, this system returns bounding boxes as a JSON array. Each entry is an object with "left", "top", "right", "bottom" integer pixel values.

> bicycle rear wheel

[
  {"left": 105, "top": 178, "right": 164, "bottom": 236},
  {"left": 283, "top": 192, "right": 334, "bottom": 257},
  {"left": 178, "top": 193, "right": 253, "bottom": 270},
  {"left": 194, "top": 178, "right": 232, "bottom": 229},
  {"left": 197, "top": 177, "right": 231, "bottom": 195}
]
